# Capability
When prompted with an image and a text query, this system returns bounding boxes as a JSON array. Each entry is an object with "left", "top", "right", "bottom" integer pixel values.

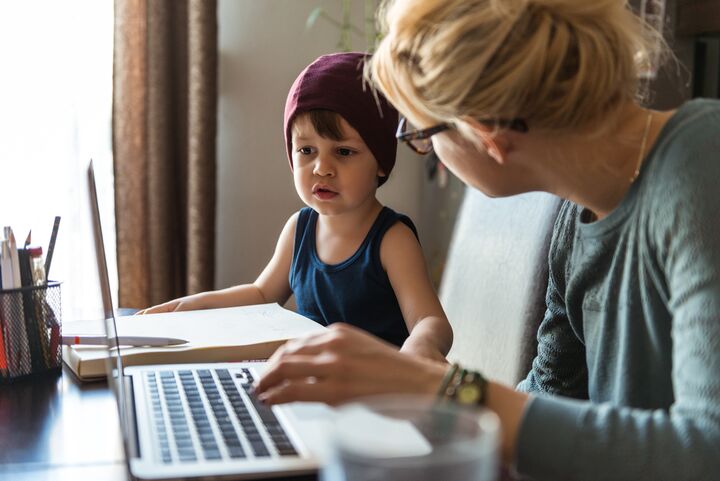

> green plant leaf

[{"left": 306, "top": 7, "right": 324, "bottom": 30}]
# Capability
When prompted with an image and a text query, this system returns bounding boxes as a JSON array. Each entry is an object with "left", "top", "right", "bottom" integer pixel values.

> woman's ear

[
  {"left": 377, "top": 167, "right": 387, "bottom": 178},
  {"left": 462, "top": 117, "right": 511, "bottom": 165}
]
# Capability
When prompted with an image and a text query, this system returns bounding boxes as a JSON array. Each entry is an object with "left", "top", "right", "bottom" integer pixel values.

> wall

[
  {"left": 216, "top": 0, "right": 423, "bottom": 289},
  {"left": 647, "top": 0, "right": 695, "bottom": 109},
  {"left": 216, "top": 0, "right": 697, "bottom": 292}
]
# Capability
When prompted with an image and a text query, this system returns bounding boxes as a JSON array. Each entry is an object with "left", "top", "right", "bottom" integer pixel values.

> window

[{"left": 0, "top": 1, "right": 116, "bottom": 321}]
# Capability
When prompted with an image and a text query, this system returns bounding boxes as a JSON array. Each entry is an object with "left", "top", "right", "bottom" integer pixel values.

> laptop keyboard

[{"left": 145, "top": 367, "right": 298, "bottom": 463}]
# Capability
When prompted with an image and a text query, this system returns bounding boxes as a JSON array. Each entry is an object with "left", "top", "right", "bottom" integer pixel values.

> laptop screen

[{"left": 88, "top": 160, "right": 132, "bottom": 441}]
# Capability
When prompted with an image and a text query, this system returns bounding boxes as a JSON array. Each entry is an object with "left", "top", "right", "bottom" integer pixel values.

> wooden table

[
  {"left": 0, "top": 365, "right": 320, "bottom": 481},
  {"left": 0, "top": 366, "right": 128, "bottom": 480}
]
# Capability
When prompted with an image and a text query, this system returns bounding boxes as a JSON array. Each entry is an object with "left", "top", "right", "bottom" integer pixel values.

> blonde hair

[{"left": 369, "top": 0, "right": 665, "bottom": 138}]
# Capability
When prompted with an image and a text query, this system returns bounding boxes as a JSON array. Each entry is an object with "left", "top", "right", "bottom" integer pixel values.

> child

[{"left": 139, "top": 52, "right": 453, "bottom": 361}]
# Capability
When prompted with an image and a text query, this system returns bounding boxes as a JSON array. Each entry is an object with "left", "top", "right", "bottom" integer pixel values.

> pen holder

[{"left": 0, "top": 281, "right": 62, "bottom": 383}]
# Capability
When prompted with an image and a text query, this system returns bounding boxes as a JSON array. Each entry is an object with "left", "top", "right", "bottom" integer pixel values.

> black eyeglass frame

[{"left": 396, "top": 117, "right": 529, "bottom": 155}]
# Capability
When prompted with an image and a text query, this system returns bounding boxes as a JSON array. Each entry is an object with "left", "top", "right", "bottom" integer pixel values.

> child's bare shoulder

[
  {"left": 282, "top": 210, "right": 303, "bottom": 231},
  {"left": 275, "top": 211, "right": 303, "bottom": 247},
  {"left": 380, "top": 218, "right": 421, "bottom": 256}
]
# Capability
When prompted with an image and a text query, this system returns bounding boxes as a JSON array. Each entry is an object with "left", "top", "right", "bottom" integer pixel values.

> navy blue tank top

[{"left": 290, "top": 207, "right": 418, "bottom": 347}]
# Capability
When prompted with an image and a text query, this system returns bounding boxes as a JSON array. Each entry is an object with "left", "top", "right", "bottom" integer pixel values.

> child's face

[{"left": 291, "top": 114, "right": 385, "bottom": 216}]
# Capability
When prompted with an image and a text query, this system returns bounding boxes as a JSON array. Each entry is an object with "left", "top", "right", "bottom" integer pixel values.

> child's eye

[
  {"left": 337, "top": 148, "right": 355, "bottom": 157},
  {"left": 298, "top": 146, "right": 314, "bottom": 155}
]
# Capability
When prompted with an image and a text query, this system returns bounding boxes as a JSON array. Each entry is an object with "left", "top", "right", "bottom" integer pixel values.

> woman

[{"left": 255, "top": 0, "right": 720, "bottom": 479}]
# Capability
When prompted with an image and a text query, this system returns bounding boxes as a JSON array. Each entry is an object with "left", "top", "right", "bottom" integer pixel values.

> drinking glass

[{"left": 321, "top": 394, "right": 500, "bottom": 481}]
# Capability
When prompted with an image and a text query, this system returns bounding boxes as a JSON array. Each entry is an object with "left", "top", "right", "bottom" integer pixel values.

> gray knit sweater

[{"left": 515, "top": 99, "right": 720, "bottom": 481}]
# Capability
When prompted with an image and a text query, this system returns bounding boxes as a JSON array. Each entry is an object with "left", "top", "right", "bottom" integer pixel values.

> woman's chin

[{"left": 465, "top": 179, "right": 516, "bottom": 199}]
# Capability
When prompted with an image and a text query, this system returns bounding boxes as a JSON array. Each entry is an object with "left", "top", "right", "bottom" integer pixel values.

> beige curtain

[{"left": 113, "top": 0, "right": 217, "bottom": 309}]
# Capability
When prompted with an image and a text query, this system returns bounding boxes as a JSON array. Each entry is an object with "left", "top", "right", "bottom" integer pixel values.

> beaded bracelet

[
  {"left": 436, "top": 363, "right": 460, "bottom": 399},
  {"left": 438, "top": 364, "right": 488, "bottom": 406}
]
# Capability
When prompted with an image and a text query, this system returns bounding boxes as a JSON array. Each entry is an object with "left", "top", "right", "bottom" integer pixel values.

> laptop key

[
  {"left": 204, "top": 448, "right": 222, "bottom": 460},
  {"left": 201, "top": 440, "right": 218, "bottom": 450},
  {"left": 266, "top": 425, "right": 284, "bottom": 435},
  {"left": 179, "top": 453, "right": 197, "bottom": 462},
  {"left": 251, "top": 443, "right": 271, "bottom": 457},
  {"left": 227, "top": 445, "right": 246, "bottom": 458},
  {"left": 275, "top": 441, "right": 297, "bottom": 456},
  {"left": 196, "top": 423, "right": 212, "bottom": 433}
]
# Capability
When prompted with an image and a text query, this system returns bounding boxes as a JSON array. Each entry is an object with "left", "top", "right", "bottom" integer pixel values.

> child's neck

[{"left": 316, "top": 198, "right": 383, "bottom": 237}]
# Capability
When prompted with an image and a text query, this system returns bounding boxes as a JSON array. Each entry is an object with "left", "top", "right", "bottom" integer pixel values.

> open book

[{"left": 62, "top": 303, "right": 326, "bottom": 381}]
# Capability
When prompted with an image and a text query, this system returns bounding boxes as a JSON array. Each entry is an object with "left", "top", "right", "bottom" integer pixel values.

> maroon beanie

[{"left": 283, "top": 52, "right": 399, "bottom": 186}]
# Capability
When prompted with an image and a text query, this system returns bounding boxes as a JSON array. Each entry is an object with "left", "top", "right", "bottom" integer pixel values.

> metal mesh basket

[{"left": 0, "top": 281, "right": 62, "bottom": 382}]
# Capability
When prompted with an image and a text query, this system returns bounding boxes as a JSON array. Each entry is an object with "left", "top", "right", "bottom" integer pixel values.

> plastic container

[{"left": 322, "top": 394, "right": 500, "bottom": 481}]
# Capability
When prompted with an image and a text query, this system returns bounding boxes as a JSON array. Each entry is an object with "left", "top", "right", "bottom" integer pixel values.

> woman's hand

[
  {"left": 135, "top": 293, "right": 210, "bottom": 315},
  {"left": 253, "top": 323, "right": 450, "bottom": 405}
]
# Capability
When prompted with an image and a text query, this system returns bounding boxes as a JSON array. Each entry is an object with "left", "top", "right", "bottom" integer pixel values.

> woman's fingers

[
  {"left": 266, "top": 326, "right": 357, "bottom": 364},
  {"left": 257, "top": 378, "right": 369, "bottom": 406},
  {"left": 255, "top": 322, "right": 442, "bottom": 405},
  {"left": 255, "top": 353, "right": 339, "bottom": 394}
]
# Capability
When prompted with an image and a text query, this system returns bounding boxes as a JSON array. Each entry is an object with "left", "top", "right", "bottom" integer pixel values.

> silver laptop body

[{"left": 88, "top": 161, "right": 327, "bottom": 480}]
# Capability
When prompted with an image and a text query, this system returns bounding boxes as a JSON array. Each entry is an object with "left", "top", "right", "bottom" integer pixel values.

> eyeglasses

[{"left": 396, "top": 117, "right": 529, "bottom": 155}]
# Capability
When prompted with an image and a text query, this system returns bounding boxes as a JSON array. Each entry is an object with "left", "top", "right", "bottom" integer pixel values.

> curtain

[{"left": 113, "top": 0, "right": 217, "bottom": 309}]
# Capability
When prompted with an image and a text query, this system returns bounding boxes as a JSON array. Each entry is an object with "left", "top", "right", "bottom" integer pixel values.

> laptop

[{"left": 88, "top": 161, "right": 331, "bottom": 480}]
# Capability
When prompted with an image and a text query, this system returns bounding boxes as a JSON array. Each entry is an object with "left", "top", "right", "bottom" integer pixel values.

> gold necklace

[{"left": 630, "top": 111, "right": 653, "bottom": 183}]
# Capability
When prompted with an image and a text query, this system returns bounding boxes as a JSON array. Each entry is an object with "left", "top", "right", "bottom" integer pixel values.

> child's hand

[
  {"left": 400, "top": 341, "right": 449, "bottom": 363},
  {"left": 135, "top": 293, "right": 208, "bottom": 315}
]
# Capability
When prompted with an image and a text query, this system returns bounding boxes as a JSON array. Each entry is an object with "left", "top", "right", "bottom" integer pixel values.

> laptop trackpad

[
  {"left": 283, "top": 402, "right": 336, "bottom": 461},
  {"left": 283, "top": 402, "right": 432, "bottom": 460}
]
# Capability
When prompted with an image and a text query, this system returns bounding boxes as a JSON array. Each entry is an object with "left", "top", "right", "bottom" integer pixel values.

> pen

[
  {"left": 45, "top": 217, "right": 60, "bottom": 279},
  {"left": 62, "top": 335, "right": 188, "bottom": 347}
]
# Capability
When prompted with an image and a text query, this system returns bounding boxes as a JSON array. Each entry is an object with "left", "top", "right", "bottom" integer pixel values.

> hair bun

[{"left": 370, "top": 0, "right": 664, "bottom": 136}]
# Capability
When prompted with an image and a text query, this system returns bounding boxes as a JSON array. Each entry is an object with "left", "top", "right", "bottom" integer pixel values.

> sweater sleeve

[
  {"left": 514, "top": 110, "right": 720, "bottom": 481},
  {"left": 516, "top": 246, "right": 588, "bottom": 399}
]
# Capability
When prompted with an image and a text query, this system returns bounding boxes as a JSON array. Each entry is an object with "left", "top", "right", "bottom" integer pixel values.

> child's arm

[
  {"left": 380, "top": 222, "right": 453, "bottom": 362},
  {"left": 137, "top": 213, "right": 299, "bottom": 314}
]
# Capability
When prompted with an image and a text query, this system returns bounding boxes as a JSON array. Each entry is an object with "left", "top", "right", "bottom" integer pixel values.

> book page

[{"left": 62, "top": 303, "right": 326, "bottom": 378}]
